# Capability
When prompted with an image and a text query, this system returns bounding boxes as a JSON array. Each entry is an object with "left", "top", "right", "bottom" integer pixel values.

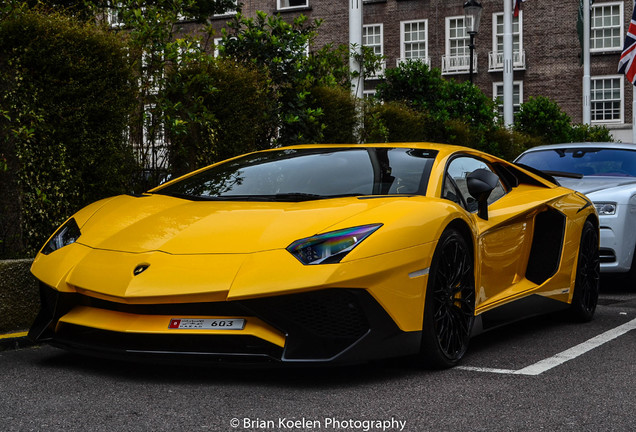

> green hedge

[{"left": 0, "top": 10, "right": 136, "bottom": 257}]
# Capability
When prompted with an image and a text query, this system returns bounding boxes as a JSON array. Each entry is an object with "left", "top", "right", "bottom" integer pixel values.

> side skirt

[{"left": 471, "top": 294, "right": 569, "bottom": 336}]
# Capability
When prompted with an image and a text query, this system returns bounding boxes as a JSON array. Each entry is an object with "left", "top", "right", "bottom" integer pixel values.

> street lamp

[{"left": 463, "top": 0, "right": 483, "bottom": 84}]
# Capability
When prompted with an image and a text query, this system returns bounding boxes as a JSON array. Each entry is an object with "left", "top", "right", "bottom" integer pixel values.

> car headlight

[
  {"left": 287, "top": 224, "right": 382, "bottom": 265},
  {"left": 41, "top": 218, "right": 81, "bottom": 255},
  {"left": 594, "top": 202, "right": 617, "bottom": 216}
]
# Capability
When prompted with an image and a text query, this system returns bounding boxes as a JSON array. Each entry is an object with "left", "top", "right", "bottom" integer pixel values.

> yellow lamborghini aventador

[{"left": 29, "top": 143, "right": 600, "bottom": 368}]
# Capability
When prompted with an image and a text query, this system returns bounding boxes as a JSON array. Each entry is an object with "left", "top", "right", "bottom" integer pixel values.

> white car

[{"left": 516, "top": 142, "right": 636, "bottom": 286}]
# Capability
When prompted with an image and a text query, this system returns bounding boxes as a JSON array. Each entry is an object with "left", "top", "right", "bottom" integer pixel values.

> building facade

[{"left": 204, "top": 0, "right": 633, "bottom": 141}]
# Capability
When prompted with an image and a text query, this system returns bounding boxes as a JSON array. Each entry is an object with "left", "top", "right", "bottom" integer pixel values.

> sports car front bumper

[
  {"left": 29, "top": 283, "right": 421, "bottom": 365},
  {"left": 597, "top": 206, "right": 636, "bottom": 273}
]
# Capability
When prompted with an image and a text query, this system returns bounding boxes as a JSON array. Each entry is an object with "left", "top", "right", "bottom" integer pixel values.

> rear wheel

[
  {"left": 420, "top": 227, "right": 475, "bottom": 368},
  {"left": 569, "top": 220, "right": 600, "bottom": 322}
]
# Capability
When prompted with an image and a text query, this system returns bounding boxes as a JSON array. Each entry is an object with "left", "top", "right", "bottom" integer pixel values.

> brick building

[{"left": 204, "top": 0, "right": 633, "bottom": 141}]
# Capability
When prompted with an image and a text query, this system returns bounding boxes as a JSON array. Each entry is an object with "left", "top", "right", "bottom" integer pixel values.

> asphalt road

[{"left": 1, "top": 279, "right": 635, "bottom": 432}]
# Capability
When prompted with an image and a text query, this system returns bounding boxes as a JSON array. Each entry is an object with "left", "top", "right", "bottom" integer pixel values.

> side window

[{"left": 443, "top": 156, "right": 506, "bottom": 212}]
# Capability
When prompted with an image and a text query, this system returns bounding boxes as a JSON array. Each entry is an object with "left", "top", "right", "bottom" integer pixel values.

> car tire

[
  {"left": 569, "top": 220, "right": 600, "bottom": 322},
  {"left": 420, "top": 227, "right": 475, "bottom": 369}
]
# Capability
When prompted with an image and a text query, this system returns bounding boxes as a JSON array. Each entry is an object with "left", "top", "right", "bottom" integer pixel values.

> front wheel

[
  {"left": 420, "top": 227, "right": 475, "bottom": 368},
  {"left": 569, "top": 220, "right": 600, "bottom": 322}
]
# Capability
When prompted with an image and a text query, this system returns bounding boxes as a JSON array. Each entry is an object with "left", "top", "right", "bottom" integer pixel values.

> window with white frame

[
  {"left": 277, "top": 0, "right": 308, "bottom": 10},
  {"left": 443, "top": 16, "right": 472, "bottom": 74},
  {"left": 363, "top": 89, "right": 377, "bottom": 99},
  {"left": 214, "top": 37, "right": 223, "bottom": 57},
  {"left": 400, "top": 20, "right": 429, "bottom": 66},
  {"left": 139, "top": 104, "right": 168, "bottom": 170},
  {"left": 141, "top": 51, "right": 163, "bottom": 95},
  {"left": 491, "top": 12, "right": 523, "bottom": 70},
  {"left": 106, "top": 2, "right": 124, "bottom": 28},
  {"left": 176, "top": 39, "right": 201, "bottom": 64},
  {"left": 493, "top": 81, "right": 523, "bottom": 118},
  {"left": 214, "top": 0, "right": 237, "bottom": 16},
  {"left": 363, "top": 24, "right": 384, "bottom": 76},
  {"left": 591, "top": 76, "right": 624, "bottom": 123},
  {"left": 591, "top": 2, "right": 623, "bottom": 52}
]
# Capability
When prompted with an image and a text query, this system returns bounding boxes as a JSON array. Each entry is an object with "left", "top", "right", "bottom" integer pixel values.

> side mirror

[{"left": 467, "top": 169, "right": 500, "bottom": 220}]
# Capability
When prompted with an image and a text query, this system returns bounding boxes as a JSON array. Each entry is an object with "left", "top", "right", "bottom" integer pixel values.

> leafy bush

[
  {"left": 310, "top": 85, "right": 357, "bottom": 144},
  {"left": 163, "top": 58, "right": 274, "bottom": 176},
  {"left": 513, "top": 96, "right": 572, "bottom": 145},
  {"left": 570, "top": 123, "right": 614, "bottom": 143},
  {"left": 375, "top": 60, "right": 497, "bottom": 129},
  {"left": 363, "top": 102, "right": 430, "bottom": 143},
  {"left": 482, "top": 127, "right": 544, "bottom": 161},
  {"left": 220, "top": 11, "right": 382, "bottom": 146},
  {"left": 0, "top": 10, "right": 136, "bottom": 256}
]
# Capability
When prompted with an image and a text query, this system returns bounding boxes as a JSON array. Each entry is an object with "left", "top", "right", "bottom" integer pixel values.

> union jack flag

[{"left": 619, "top": 1, "right": 636, "bottom": 84}]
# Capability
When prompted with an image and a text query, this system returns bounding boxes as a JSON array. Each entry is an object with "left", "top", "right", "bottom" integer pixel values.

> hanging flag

[
  {"left": 619, "top": 1, "right": 636, "bottom": 84},
  {"left": 514, "top": 0, "right": 525, "bottom": 18}
]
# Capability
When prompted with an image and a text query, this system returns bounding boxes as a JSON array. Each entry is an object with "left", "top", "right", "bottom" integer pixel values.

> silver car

[{"left": 516, "top": 142, "right": 636, "bottom": 285}]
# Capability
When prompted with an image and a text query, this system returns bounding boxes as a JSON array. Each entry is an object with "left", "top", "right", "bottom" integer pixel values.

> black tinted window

[
  {"left": 517, "top": 148, "right": 636, "bottom": 177},
  {"left": 156, "top": 148, "right": 436, "bottom": 201}
]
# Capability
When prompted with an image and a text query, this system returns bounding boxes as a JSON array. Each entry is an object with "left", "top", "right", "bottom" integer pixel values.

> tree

[
  {"left": 220, "top": 11, "right": 380, "bottom": 146},
  {"left": 375, "top": 60, "right": 497, "bottom": 129}
]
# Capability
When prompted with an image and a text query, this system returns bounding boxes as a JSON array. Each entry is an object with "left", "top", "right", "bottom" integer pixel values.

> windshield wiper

[
  {"left": 272, "top": 193, "right": 325, "bottom": 201},
  {"left": 159, "top": 192, "right": 365, "bottom": 202}
]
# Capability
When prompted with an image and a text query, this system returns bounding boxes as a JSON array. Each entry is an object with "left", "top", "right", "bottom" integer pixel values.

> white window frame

[
  {"left": 399, "top": 19, "right": 429, "bottom": 66},
  {"left": 363, "top": 89, "right": 377, "bottom": 99},
  {"left": 590, "top": 75, "right": 624, "bottom": 124},
  {"left": 214, "top": 37, "right": 223, "bottom": 58},
  {"left": 214, "top": 0, "right": 238, "bottom": 16},
  {"left": 490, "top": 11, "right": 524, "bottom": 71},
  {"left": 492, "top": 81, "right": 523, "bottom": 118},
  {"left": 590, "top": 2, "right": 624, "bottom": 53},
  {"left": 106, "top": 2, "right": 125, "bottom": 28},
  {"left": 277, "top": 0, "right": 309, "bottom": 11},
  {"left": 141, "top": 51, "right": 163, "bottom": 95},
  {"left": 443, "top": 15, "right": 474, "bottom": 75},
  {"left": 363, "top": 23, "right": 384, "bottom": 78},
  {"left": 176, "top": 39, "right": 201, "bottom": 64},
  {"left": 140, "top": 104, "right": 168, "bottom": 170}
]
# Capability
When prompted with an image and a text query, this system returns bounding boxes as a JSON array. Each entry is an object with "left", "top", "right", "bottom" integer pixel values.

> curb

[{"left": 0, "top": 331, "right": 35, "bottom": 351}]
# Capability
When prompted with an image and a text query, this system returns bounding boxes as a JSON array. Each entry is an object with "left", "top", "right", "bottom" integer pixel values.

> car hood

[
  {"left": 556, "top": 177, "right": 636, "bottom": 195},
  {"left": 75, "top": 194, "right": 393, "bottom": 254}
]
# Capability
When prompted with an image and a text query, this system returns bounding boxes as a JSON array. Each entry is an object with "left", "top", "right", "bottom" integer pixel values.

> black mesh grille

[{"left": 246, "top": 290, "right": 368, "bottom": 339}]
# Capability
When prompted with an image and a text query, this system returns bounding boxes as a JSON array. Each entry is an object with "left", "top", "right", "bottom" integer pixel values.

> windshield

[
  {"left": 517, "top": 148, "right": 636, "bottom": 178},
  {"left": 155, "top": 147, "right": 437, "bottom": 201}
]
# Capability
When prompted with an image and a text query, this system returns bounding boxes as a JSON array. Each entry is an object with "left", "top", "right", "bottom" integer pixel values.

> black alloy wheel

[
  {"left": 569, "top": 220, "right": 600, "bottom": 322},
  {"left": 420, "top": 227, "right": 475, "bottom": 368}
]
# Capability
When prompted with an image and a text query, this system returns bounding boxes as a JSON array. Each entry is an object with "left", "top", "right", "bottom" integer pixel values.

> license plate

[{"left": 168, "top": 318, "right": 246, "bottom": 330}]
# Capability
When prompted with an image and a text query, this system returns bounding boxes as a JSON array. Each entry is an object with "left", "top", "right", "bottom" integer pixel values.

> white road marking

[{"left": 457, "top": 317, "right": 636, "bottom": 376}]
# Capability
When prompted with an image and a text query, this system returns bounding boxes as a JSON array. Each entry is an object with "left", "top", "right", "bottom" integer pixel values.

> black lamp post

[{"left": 463, "top": 0, "right": 483, "bottom": 84}]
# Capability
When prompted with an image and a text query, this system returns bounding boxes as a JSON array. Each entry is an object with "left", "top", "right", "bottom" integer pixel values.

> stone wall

[{"left": 0, "top": 259, "right": 38, "bottom": 333}]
